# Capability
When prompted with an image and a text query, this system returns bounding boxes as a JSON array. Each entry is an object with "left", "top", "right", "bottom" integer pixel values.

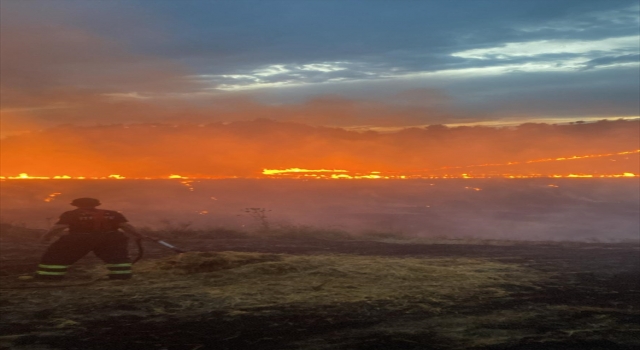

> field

[
  {"left": 1, "top": 179, "right": 638, "bottom": 349},
  {"left": 1, "top": 224, "right": 639, "bottom": 350}
]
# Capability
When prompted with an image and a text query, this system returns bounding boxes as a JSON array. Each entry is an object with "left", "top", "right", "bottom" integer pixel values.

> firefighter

[{"left": 37, "top": 198, "right": 143, "bottom": 280}]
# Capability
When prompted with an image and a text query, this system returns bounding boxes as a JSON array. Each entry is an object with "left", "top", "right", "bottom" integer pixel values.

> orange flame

[
  {"left": 263, "top": 168, "right": 348, "bottom": 175},
  {"left": 1, "top": 150, "right": 638, "bottom": 180},
  {"left": 2, "top": 172, "right": 638, "bottom": 180},
  {"left": 421, "top": 150, "right": 640, "bottom": 172}
]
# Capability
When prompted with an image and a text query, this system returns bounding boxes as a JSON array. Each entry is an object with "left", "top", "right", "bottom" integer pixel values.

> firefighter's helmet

[{"left": 70, "top": 198, "right": 101, "bottom": 207}]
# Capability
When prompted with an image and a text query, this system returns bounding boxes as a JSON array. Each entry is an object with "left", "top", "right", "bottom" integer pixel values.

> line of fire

[{"left": 3, "top": 150, "right": 638, "bottom": 180}]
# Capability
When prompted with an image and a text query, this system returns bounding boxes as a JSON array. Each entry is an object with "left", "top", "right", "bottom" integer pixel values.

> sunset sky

[{"left": 1, "top": 0, "right": 638, "bottom": 177}]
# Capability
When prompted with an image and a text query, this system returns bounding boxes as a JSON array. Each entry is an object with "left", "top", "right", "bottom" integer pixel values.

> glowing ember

[
  {"left": 180, "top": 180, "right": 195, "bottom": 191},
  {"left": 108, "top": 174, "right": 125, "bottom": 179},
  {"left": 43, "top": 192, "right": 62, "bottom": 202}
]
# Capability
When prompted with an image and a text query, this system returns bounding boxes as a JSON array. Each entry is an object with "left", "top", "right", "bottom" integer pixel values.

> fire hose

[{"left": 133, "top": 235, "right": 187, "bottom": 264}]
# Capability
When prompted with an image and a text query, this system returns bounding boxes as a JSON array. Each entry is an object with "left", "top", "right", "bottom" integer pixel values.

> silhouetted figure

[{"left": 37, "top": 198, "right": 142, "bottom": 280}]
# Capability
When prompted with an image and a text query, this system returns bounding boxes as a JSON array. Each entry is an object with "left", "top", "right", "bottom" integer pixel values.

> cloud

[
  {"left": 0, "top": 5, "right": 464, "bottom": 135},
  {"left": 583, "top": 54, "right": 640, "bottom": 69},
  {"left": 1, "top": 0, "right": 638, "bottom": 136},
  {"left": 192, "top": 61, "right": 380, "bottom": 91},
  {"left": 189, "top": 35, "right": 639, "bottom": 91},
  {"left": 176, "top": 1, "right": 640, "bottom": 92},
  {"left": 452, "top": 36, "right": 638, "bottom": 59}
]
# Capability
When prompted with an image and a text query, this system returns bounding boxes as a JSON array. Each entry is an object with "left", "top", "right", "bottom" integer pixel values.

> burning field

[
  {"left": 3, "top": 1, "right": 640, "bottom": 348},
  {"left": 1, "top": 223, "right": 639, "bottom": 350},
  {"left": 1, "top": 166, "right": 638, "bottom": 349}
]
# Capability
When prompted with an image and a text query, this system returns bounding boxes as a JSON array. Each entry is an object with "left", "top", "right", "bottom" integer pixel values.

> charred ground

[{"left": 1, "top": 226, "right": 639, "bottom": 350}]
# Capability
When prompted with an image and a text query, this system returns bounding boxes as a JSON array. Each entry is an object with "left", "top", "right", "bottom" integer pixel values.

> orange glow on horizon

[
  {"left": 2, "top": 120, "right": 637, "bottom": 180},
  {"left": 406, "top": 150, "right": 640, "bottom": 173},
  {"left": 1, "top": 150, "right": 638, "bottom": 181},
  {"left": 2, "top": 172, "right": 637, "bottom": 180}
]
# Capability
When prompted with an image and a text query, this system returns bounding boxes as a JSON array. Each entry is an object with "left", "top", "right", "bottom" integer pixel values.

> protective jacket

[{"left": 36, "top": 209, "right": 133, "bottom": 280}]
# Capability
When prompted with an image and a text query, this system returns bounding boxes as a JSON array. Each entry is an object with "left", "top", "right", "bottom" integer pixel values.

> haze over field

[{"left": 1, "top": 179, "right": 638, "bottom": 243}]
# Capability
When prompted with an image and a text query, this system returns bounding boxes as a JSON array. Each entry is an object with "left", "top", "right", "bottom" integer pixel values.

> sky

[
  {"left": 1, "top": 0, "right": 639, "bottom": 135},
  {"left": 0, "top": 0, "right": 638, "bottom": 177}
]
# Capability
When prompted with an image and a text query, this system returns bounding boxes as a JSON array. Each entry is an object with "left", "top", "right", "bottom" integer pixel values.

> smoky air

[{"left": 2, "top": 178, "right": 638, "bottom": 243}]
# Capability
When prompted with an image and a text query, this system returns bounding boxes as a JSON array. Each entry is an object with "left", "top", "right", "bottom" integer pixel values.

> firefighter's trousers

[{"left": 37, "top": 232, "right": 132, "bottom": 280}]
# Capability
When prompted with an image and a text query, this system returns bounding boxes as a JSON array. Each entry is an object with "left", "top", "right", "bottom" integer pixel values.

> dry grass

[
  {"left": 2, "top": 252, "right": 548, "bottom": 320},
  {"left": 2, "top": 251, "right": 638, "bottom": 349},
  {"left": 153, "top": 253, "right": 543, "bottom": 309}
]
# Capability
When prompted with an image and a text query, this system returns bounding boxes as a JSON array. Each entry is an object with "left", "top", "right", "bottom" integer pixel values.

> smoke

[
  {"left": 0, "top": 5, "right": 208, "bottom": 136},
  {"left": 0, "top": 5, "right": 464, "bottom": 136},
  {"left": 1, "top": 119, "right": 638, "bottom": 177},
  {"left": 1, "top": 178, "right": 638, "bottom": 242}
]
